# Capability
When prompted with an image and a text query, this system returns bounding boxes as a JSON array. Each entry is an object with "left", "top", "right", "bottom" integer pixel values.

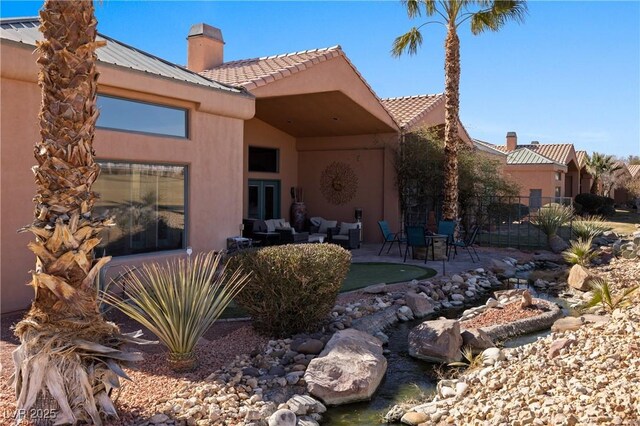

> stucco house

[
  {"left": 1, "top": 18, "right": 255, "bottom": 312},
  {"left": 484, "top": 132, "right": 592, "bottom": 205}
]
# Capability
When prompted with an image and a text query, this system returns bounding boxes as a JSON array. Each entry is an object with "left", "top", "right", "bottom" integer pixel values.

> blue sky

[{"left": 2, "top": 1, "right": 639, "bottom": 157}]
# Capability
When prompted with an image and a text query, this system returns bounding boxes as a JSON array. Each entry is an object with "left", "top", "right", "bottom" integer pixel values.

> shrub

[
  {"left": 532, "top": 204, "right": 574, "bottom": 237},
  {"left": 583, "top": 278, "right": 639, "bottom": 313},
  {"left": 572, "top": 215, "right": 612, "bottom": 240},
  {"left": 562, "top": 238, "right": 597, "bottom": 266},
  {"left": 103, "top": 251, "right": 249, "bottom": 371},
  {"left": 597, "top": 204, "right": 616, "bottom": 217},
  {"left": 227, "top": 244, "right": 351, "bottom": 336},
  {"left": 575, "top": 193, "right": 605, "bottom": 214}
]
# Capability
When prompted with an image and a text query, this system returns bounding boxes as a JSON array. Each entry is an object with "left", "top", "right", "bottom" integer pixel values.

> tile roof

[
  {"left": 576, "top": 150, "right": 588, "bottom": 168},
  {"left": 492, "top": 142, "right": 575, "bottom": 165},
  {"left": 507, "top": 147, "right": 565, "bottom": 166},
  {"left": 0, "top": 17, "right": 245, "bottom": 95},
  {"left": 380, "top": 94, "right": 444, "bottom": 130},
  {"left": 628, "top": 164, "right": 640, "bottom": 178},
  {"left": 201, "top": 46, "right": 342, "bottom": 90}
]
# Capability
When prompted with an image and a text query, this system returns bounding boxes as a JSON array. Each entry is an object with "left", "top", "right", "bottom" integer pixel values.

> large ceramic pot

[{"left": 290, "top": 202, "right": 307, "bottom": 232}]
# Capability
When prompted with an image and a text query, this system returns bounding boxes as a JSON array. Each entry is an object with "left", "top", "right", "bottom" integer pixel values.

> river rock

[
  {"left": 304, "top": 329, "right": 387, "bottom": 405},
  {"left": 268, "top": 409, "right": 296, "bottom": 426},
  {"left": 551, "top": 317, "right": 585, "bottom": 332},
  {"left": 489, "top": 258, "right": 515, "bottom": 278},
  {"left": 481, "top": 347, "right": 504, "bottom": 366},
  {"left": 296, "top": 339, "right": 325, "bottom": 355},
  {"left": 408, "top": 319, "right": 462, "bottom": 363},
  {"left": 363, "top": 283, "right": 387, "bottom": 294},
  {"left": 405, "top": 293, "right": 434, "bottom": 318},
  {"left": 400, "top": 411, "right": 429, "bottom": 425},
  {"left": 461, "top": 328, "right": 493, "bottom": 351},
  {"left": 567, "top": 264, "right": 596, "bottom": 291},
  {"left": 548, "top": 338, "right": 575, "bottom": 359}
]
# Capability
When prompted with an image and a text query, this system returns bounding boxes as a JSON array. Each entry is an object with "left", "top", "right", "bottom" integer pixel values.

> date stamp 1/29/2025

[{"left": 2, "top": 408, "right": 58, "bottom": 421}]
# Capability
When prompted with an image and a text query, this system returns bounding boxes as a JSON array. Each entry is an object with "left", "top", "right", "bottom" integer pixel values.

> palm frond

[
  {"left": 392, "top": 27, "right": 424, "bottom": 57},
  {"left": 584, "top": 277, "right": 639, "bottom": 312},
  {"left": 402, "top": 0, "right": 422, "bottom": 18},
  {"left": 562, "top": 238, "right": 596, "bottom": 266},
  {"left": 470, "top": 0, "right": 528, "bottom": 34}
]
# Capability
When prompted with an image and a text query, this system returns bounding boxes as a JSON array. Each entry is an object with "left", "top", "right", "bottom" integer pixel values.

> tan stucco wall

[
  {"left": 1, "top": 41, "right": 253, "bottom": 313},
  {"left": 244, "top": 118, "right": 298, "bottom": 219},
  {"left": 504, "top": 164, "right": 567, "bottom": 199},
  {"left": 297, "top": 133, "right": 399, "bottom": 243}
]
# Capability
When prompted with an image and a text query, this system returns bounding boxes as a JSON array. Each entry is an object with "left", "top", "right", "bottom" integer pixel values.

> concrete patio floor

[{"left": 351, "top": 242, "right": 537, "bottom": 278}]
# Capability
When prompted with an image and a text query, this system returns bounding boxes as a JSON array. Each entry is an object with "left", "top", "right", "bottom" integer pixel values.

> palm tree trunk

[
  {"left": 12, "top": 2, "right": 146, "bottom": 424},
  {"left": 442, "top": 22, "right": 461, "bottom": 222},
  {"left": 590, "top": 176, "right": 599, "bottom": 194}
]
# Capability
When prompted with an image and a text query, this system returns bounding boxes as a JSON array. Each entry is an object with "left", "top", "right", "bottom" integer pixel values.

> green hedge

[{"left": 227, "top": 243, "right": 351, "bottom": 337}]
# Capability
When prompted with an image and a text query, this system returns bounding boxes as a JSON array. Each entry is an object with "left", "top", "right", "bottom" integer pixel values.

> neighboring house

[
  {"left": 1, "top": 18, "right": 254, "bottom": 312},
  {"left": 628, "top": 164, "right": 640, "bottom": 180},
  {"left": 608, "top": 162, "right": 633, "bottom": 205},
  {"left": 487, "top": 132, "right": 591, "bottom": 203},
  {"left": 575, "top": 150, "right": 593, "bottom": 194}
]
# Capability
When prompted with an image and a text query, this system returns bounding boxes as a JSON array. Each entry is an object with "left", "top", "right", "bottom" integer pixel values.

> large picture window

[
  {"left": 97, "top": 95, "right": 188, "bottom": 138},
  {"left": 93, "top": 161, "right": 187, "bottom": 257}
]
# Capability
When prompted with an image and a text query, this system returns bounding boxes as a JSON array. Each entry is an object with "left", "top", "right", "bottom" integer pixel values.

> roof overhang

[{"left": 255, "top": 91, "right": 397, "bottom": 137}]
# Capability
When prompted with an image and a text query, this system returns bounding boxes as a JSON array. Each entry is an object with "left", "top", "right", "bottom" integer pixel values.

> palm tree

[
  {"left": 13, "top": 1, "right": 147, "bottom": 424},
  {"left": 586, "top": 152, "right": 623, "bottom": 195},
  {"left": 392, "top": 0, "right": 527, "bottom": 221}
]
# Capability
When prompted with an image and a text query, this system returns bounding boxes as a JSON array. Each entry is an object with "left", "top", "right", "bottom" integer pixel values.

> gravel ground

[
  {"left": 460, "top": 301, "right": 549, "bottom": 330},
  {"left": 0, "top": 311, "right": 267, "bottom": 425}
]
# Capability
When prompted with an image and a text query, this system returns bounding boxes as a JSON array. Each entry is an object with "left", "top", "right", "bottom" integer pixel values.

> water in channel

[{"left": 322, "top": 276, "right": 577, "bottom": 425}]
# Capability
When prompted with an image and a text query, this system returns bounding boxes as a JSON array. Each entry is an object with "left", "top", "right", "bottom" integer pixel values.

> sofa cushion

[
  {"left": 310, "top": 217, "right": 325, "bottom": 227},
  {"left": 265, "top": 219, "right": 277, "bottom": 232},
  {"left": 332, "top": 235, "right": 348, "bottom": 241},
  {"left": 319, "top": 220, "right": 337, "bottom": 234},
  {"left": 339, "top": 222, "right": 360, "bottom": 235}
]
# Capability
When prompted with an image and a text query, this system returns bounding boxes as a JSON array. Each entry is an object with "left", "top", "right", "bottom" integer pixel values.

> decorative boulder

[
  {"left": 461, "top": 328, "right": 494, "bottom": 351},
  {"left": 551, "top": 317, "right": 584, "bottom": 332},
  {"left": 567, "top": 264, "right": 595, "bottom": 292},
  {"left": 549, "top": 235, "right": 569, "bottom": 254},
  {"left": 304, "top": 329, "right": 387, "bottom": 405},
  {"left": 489, "top": 258, "right": 515, "bottom": 278},
  {"left": 408, "top": 319, "right": 462, "bottom": 363},
  {"left": 268, "top": 409, "right": 297, "bottom": 426},
  {"left": 520, "top": 289, "right": 533, "bottom": 308},
  {"left": 405, "top": 292, "right": 434, "bottom": 318}
]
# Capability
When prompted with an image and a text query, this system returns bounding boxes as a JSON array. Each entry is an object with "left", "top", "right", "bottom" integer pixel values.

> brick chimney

[
  {"left": 187, "top": 23, "right": 224, "bottom": 72},
  {"left": 506, "top": 131, "right": 517, "bottom": 152}
]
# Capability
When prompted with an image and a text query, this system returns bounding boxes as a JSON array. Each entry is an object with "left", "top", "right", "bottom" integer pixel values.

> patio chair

[
  {"left": 403, "top": 225, "right": 429, "bottom": 264},
  {"left": 449, "top": 225, "right": 480, "bottom": 262},
  {"left": 377, "top": 220, "right": 404, "bottom": 256},
  {"left": 437, "top": 220, "right": 456, "bottom": 258}
]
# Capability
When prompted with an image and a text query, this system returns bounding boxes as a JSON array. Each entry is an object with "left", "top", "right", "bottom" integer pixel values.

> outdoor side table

[{"left": 227, "top": 236, "right": 253, "bottom": 252}]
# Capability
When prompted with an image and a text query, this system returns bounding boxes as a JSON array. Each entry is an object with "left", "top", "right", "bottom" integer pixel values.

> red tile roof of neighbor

[
  {"left": 576, "top": 150, "right": 588, "bottom": 168},
  {"left": 494, "top": 143, "right": 576, "bottom": 165},
  {"left": 628, "top": 164, "right": 640, "bottom": 178},
  {"left": 380, "top": 94, "right": 444, "bottom": 129}
]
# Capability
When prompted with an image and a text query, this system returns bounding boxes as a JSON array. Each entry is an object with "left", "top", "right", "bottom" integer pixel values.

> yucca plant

[
  {"left": 532, "top": 204, "right": 574, "bottom": 237},
  {"left": 583, "top": 278, "right": 639, "bottom": 313},
  {"left": 563, "top": 238, "right": 597, "bottom": 266},
  {"left": 448, "top": 346, "right": 484, "bottom": 370},
  {"left": 572, "top": 215, "right": 612, "bottom": 240},
  {"left": 103, "top": 251, "right": 250, "bottom": 371}
]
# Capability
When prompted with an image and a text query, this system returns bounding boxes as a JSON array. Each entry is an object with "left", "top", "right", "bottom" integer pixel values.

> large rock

[
  {"left": 488, "top": 258, "right": 515, "bottom": 278},
  {"left": 304, "top": 329, "right": 387, "bottom": 405},
  {"left": 405, "top": 293, "right": 434, "bottom": 318},
  {"left": 567, "top": 264, "right": 595, "bottom": 291},
  {"left": 461, "top": 328, "right": 494, "bottom": 351},
  {"left": 548, "top": 235, "right": 569, "bottom": 254},
  {"left": 268, "top": 409, "right": 297, "bottom": 426},
  {"left": 408, "top": 319, "right": 462, "bottom": 363},
  {"left": 551, "top": 316, "right": 584, "bottom": 332}
]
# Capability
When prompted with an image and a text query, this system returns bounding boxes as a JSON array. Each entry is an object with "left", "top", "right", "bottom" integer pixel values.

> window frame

[
  {"left": 96, "top": 94, "right": 190, "bottom": 139},
  {"left": 248, "top": 146, "right": 280, "bottom": 173},
  {"left": 555, "top": 171, "right": 562, "bottom": 181},
  {"left": 94, "top": 159, "right": 189, "bottom": 257}
]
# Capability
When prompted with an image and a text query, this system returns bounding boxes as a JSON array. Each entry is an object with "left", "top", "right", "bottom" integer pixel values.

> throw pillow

[
  {"left": 265, "top": 219, "right": 276, "bottom": 233},
  {"left": 310, "top": 217, "right": 324, "bottom": 227},
  {"left": 339, "top": 222, "right": 360, "bottom": 235},
  {"left": 318, "top": 219, "right": 337, "bottom": 234}
]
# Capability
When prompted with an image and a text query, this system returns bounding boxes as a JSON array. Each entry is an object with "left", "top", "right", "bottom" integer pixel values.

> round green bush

[{"left": 226, "top": 244, "right": 351, "bottom": 337}]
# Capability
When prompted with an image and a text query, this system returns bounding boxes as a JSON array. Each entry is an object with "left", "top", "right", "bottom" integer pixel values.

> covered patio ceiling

[{"left": 255, "top": 91, "right": 397, "bottom": 137}]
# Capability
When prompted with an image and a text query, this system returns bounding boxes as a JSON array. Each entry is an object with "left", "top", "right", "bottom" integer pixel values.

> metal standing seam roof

[
  {"left": 472, "top": 139, "right": 508, "bottom": 156},
  {"left": 0, "top": 17, "right": 247, "bottom": 96},
  {"left": 506, "top": 147, "right": 565, "bottom": 166}
]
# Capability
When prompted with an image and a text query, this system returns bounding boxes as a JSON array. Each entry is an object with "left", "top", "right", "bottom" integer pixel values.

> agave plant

[
  {"left": 563, "top": 238, "right": 597, "bottom": 266},
  {"left": 583, "top": 278, "right": 639, "bottom": 313},
  {"left": 448, "top": 346, "right": 483, "bottom": 370},
  {"left": 572, "top": 215, "right": 612, "bottom": 240},
  {"left": 103, "top": 251, "right": 249, "bottom": 371}
]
